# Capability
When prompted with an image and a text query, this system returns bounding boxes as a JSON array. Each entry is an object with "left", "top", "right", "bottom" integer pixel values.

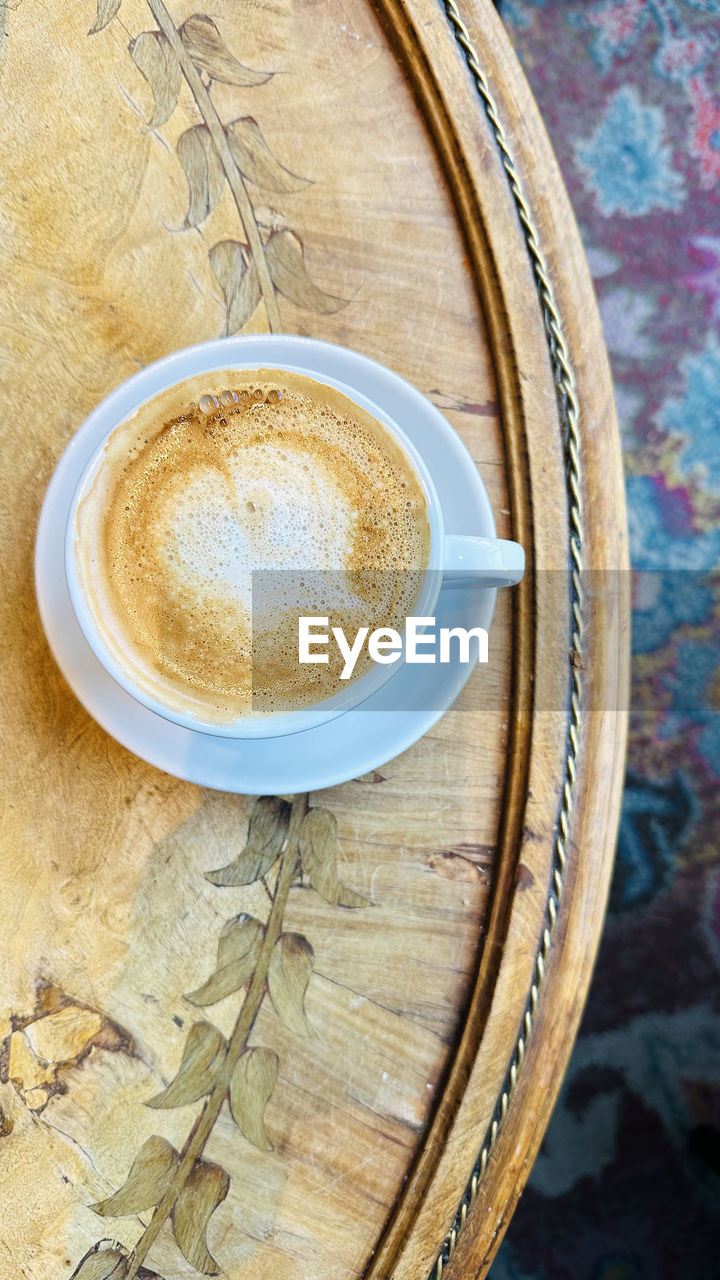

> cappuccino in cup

[{"left": 73, "top": 370, "right": 431, "bottom": 723}]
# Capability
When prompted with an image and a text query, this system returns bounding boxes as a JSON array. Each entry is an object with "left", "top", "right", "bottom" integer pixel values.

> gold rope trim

[{"left": 430, "top": 3, "right": 585, "bottom": 1275}]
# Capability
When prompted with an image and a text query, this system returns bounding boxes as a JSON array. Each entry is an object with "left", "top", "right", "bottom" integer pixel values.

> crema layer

[{"left": 74, "top": 370, "right": 430, "bottom": 720}]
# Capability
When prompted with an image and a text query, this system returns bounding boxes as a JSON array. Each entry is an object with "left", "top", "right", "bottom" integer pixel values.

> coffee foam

[{"left": 75, "top": 369, "right": 430, "bottom": 720}]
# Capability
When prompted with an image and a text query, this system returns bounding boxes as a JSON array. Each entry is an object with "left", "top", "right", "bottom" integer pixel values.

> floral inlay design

[
  {"left": 69, "top": 793, "right": 369, "bottom": 1279},
  {"left": 90, "top": 0, "right": 346, "bottom": 334}
]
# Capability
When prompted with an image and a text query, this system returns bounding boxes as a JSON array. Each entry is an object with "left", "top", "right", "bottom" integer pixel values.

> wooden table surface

[{"left": 0, "top": 2, "right": 628, "bottom": 1278}]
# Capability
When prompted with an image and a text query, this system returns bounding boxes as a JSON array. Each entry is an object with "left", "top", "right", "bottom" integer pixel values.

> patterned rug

[{"left": 489, "top": 3, "right": 720, "bottom": 1278}]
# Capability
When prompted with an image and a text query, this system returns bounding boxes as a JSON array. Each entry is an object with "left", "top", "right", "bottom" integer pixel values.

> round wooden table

[{"left": 0, "top": 2, "right": 628, "bottom": 1278}]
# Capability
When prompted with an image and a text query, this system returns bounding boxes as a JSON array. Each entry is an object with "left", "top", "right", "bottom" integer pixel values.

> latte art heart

[{"left": 74, "top": 370, "right": 430, "bottom": 721}]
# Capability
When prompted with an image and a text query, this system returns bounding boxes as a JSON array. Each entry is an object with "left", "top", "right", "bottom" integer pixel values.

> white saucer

[{"left": 35, "top": 338, "right": 497, "bottom": 794}]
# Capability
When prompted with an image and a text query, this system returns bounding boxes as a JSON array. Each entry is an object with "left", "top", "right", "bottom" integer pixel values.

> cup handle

[{"left": 442, "top": 534, "right": 525, "bottom": 588}]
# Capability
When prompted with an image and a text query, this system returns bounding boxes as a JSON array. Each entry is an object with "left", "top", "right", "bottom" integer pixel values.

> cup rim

[{"left": 64, "top": 335, "right": 446, "bottom": 739}]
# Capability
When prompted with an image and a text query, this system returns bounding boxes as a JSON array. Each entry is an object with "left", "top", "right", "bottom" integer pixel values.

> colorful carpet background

[{"left": 490, "top": 3, "right": 720, "bottom": 1277}]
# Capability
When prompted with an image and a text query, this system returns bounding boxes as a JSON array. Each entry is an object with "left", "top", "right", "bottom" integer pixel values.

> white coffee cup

[{"left": 65, "top": 335, "right": 524, "bottom": 739}]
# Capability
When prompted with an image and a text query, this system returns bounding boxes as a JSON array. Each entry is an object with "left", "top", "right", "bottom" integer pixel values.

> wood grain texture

[
  {"left": 0, "top": 1, "right": 628, "bottom": 1278},
  {"left": 365, "top": 3, "right": 630, "bottom": 1277}
]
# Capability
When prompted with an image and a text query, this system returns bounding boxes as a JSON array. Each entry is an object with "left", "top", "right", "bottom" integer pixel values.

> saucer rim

[{"left": 35, "top": 334, "right": 498, "bottom": 793}]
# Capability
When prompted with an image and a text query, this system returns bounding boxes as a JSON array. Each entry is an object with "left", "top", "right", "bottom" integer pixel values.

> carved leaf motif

[
  {"left": 337, "top": 883, "right": 371, "bottom": 908},
  {"left": 180, "top": 15, "right": 272, "bottom": 87},
  {"left": 130, "top": 31, "right": 182, "bottom": 129},
  {"left": 177, "top": 125, "right": 225, "bottom": 228},
  {"left": 226, "top": 118, "right": 311, "bottom": 194},
  {"left": 206, "top": 796, "right": 291, "bottom": 886},
  {"left": 229, "top": 1046, "right": 279, "bottom": 1151},
  {"left": 299, "top": 808, "right": 370, "bottom": 906},
  {"left": 92, "top": 1135, "right": 179, "bottom": 1216},
  {"left": 265, "top": 230, "right": 347, "bottom": 313},
  {"left": 71, "top": 1243, "right": 160, "bottom": 1279},
  {"left": 268, "top": 933, "right": 314, "bottom": 1036},
  {"left": 88, "top": 0, "right": 121, "bottom": 36},
  {"left": 299, "top": 808, "right": 339, "bottom": 904},
  {"left": 185, "top": 914, "right": 264, "bottom": 1006},
  {"left": 171, "top": 1159, "right": 229, "bottom": 1275},
  {"left": 70, "top": 1243, "right": 128, "bottom": 1280},
  {"left": 209, "top": 240, "right": 261, "bottom": 335},
  {"left": 217, "top": 913, "right": 265, "bottom": 970},
  {"left": 146, "top": 1021, "right": 225, "bottom": 1109}
]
